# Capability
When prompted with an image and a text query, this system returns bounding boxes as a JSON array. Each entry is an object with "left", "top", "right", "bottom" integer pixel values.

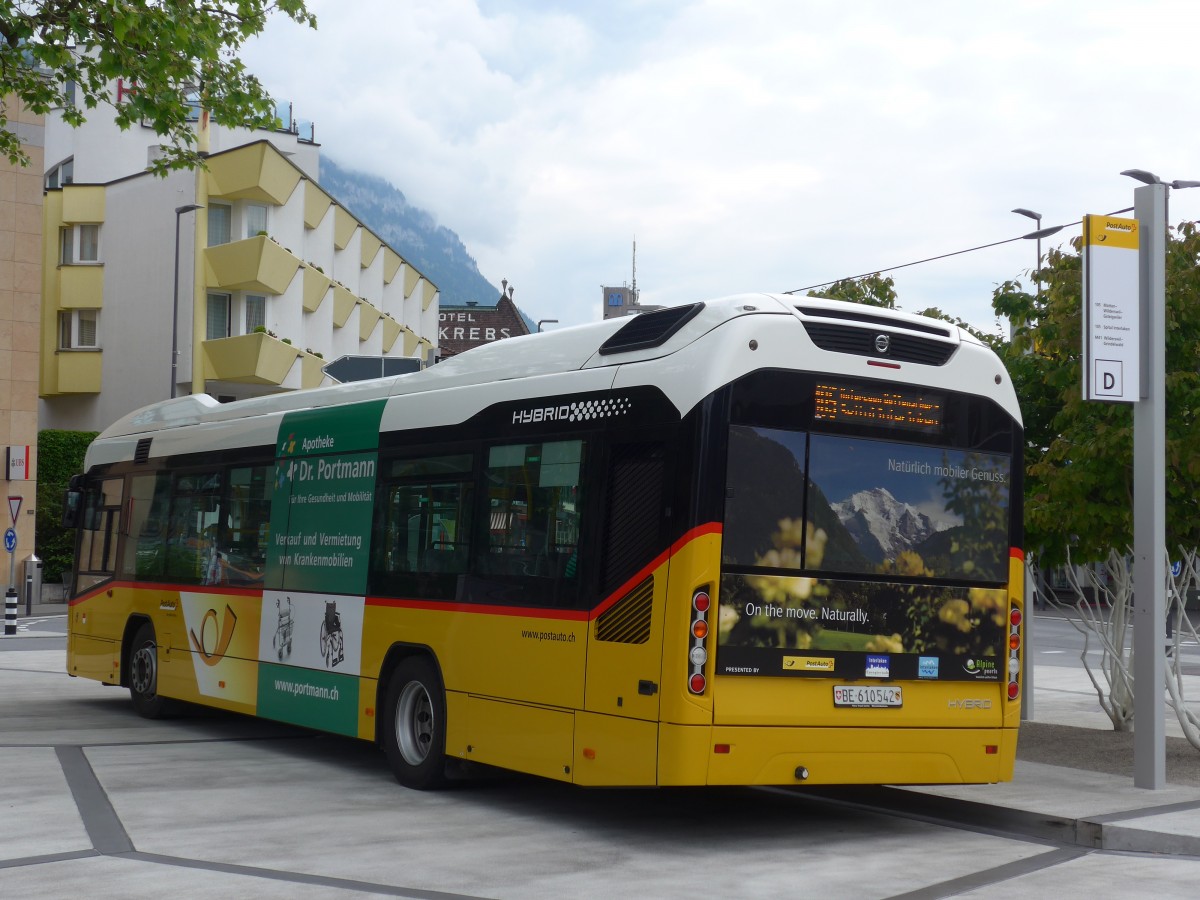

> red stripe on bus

[
  {"left": 75, "top": 525, "right": 726, "bottom": 621},
  {"left": 366, "top": 596, "right": 590, "bottom": 621},
  {"left": 68, "top": 580, "right": 266, "bottom": 606},
  {"left": 589, "top": 521, "right": 723, "bottom": 619},
  {"left": 367, "top": 521, "right": 725, "bottom": 622}
]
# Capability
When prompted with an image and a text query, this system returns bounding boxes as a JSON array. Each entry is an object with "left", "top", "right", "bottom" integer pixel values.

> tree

[
  {"left": 807, "top": 272, "right": 898, "bottom": 308},
  {"left": 0, "top": 1, "right": 316, "bottom": 173},
  {"left": 992, "top": 222, "right": 1200, "bottom": 567}
]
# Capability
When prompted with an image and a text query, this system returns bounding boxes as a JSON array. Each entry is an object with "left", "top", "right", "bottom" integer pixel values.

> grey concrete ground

[{"left": 4, "top": 609, "right": 1200, "bottom": 898}]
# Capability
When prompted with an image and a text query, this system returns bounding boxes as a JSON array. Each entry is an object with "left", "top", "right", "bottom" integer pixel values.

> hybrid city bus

[{"left": 64, "top": 294, "right": 1024, "bottom": 789}]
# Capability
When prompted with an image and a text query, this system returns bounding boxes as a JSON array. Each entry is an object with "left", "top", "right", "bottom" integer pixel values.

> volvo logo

[{"left": 874, "top": 334, "right": 890, "bottom": 354}]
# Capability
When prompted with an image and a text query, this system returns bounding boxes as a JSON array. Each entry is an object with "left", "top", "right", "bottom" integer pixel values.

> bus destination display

[{"left": 814, "top": 382, "right": 944, "bottom": 433}]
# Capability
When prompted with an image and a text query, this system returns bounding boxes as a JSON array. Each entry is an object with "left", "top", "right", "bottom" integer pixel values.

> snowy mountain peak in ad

[{"left": 831, "top": 487, "right": 945, "bottom": 563}]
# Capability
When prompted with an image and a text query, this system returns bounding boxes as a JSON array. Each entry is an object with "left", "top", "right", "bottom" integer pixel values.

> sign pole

[{"left": 1132, "top": 181, "right": 1167, "bottom": 789}]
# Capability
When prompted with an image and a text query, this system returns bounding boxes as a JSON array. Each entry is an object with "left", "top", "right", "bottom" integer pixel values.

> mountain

[
  {"left": 831, "top": 488, "right": 944, "bottom": 564},
  {"left": 318, "top": 157, "right": 500, "bottom": 307}
]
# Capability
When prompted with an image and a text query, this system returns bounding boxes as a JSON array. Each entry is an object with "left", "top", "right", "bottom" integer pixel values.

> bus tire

[
  {"left": 128, "top": 622, "right": 172, "bottom": 719},
  {"left": 382, "top": 655, "right": 447, "bottom": 790}
]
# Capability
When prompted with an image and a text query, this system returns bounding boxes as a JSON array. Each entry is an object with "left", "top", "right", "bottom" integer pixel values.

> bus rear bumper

[{"left": 658, "top": 723, "right": 1018, "bottom": 786}]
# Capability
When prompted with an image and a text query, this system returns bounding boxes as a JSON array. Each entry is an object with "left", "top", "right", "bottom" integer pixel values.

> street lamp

[
  {"left": 537, "top": 319, "right": 558, "bottom": 332},
  {"left": 171, "top": 203, "right": 202, "bottom": 399},
  {"left": 1011, "top": 207, "right": 1043, "bottom": 296},
  {"left": 1116, "top": 168, "right": 1199, "bottom": 789}
]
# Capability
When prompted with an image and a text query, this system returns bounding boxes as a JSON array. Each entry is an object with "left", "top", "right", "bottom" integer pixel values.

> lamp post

[
  {"left": 171, "top": 203, "right": 202, "bottom": 399},
  {"left": 1116, "top": 168, "right": 1199, "bottom": 789},
  {"left": 537, "top": 319, "right": 558, "bottom": 332},
  {"left": 1011, "top": 207, "right": 1043, "bottom": 295}
]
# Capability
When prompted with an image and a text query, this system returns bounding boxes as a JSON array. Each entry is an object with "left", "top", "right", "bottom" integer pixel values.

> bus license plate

[{"left": 833, "top": 685, "right": 902, "bottom": 708}]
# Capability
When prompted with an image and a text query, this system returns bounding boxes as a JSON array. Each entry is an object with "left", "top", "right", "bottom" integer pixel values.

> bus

[{"left": 64, "top": 294, "right": 1024, "bottom": 789}]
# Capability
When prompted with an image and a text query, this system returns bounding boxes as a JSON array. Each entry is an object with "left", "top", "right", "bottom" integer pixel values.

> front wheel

[
  {"left": 128, "top": 622, "right": 173, "bottom": 719},
  {"left": 381, "top": 656, "right": 447, "bottom": 789}
]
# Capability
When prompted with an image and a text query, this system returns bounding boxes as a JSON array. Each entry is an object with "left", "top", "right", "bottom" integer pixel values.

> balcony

[
  {"left": 53, "top": 351, "right": 102, "bottom": 394},
  {"left": 381, "top": 317, "right": 401, "bottom": 352},
  {"left": 203, "top": 332, "right": 303, "bottom": 386},
  {"left": 359, "top": 302, "right": 382, "bottom": 341},
  {"left": 303, "top": 264, "right": 331, "bottom": 312},
  {"left": 205, "top": 142, "right": 302, "bottom": 205},
  {"left": 58, "top": 265, "right": 104, "bottom": 307},
  {"left": 205, "top": 235, "right": 300, "bottom": 295},
  {"left": 331, "top": 283, "right": 357, "bottom": 328}
]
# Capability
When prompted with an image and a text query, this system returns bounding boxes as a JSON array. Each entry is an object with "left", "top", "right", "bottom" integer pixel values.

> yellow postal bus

[{"left": 64, "top": 295, "right": 1024, "bottom": 789}]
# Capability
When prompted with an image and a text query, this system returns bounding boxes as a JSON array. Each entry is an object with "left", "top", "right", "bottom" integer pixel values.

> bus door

[{"left": 580, "top": 440, "right": 670, "bottom": 784}]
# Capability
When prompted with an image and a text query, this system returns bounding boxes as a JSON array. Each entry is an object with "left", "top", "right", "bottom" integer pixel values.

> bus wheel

[
  {"left": 382, "top": 656, "right": 447, "bottom": 789},
  {"left": 129, "top": 622, "right": 171, "bottom": 719}
]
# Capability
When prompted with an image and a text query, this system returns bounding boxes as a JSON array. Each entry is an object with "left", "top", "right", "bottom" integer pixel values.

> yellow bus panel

[
  {"left": 660, "top": 722, "right": 1016, "bottom": 786},
  {"left": 573, "top": 711, "right": 658, "bottom": 786},
  {"left": 457, "top": 695, "right": 574, "bottom": 783}
]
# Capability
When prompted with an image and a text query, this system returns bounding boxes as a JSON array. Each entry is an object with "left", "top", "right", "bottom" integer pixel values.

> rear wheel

[
  {"left": 382, "top": 656, "right": 447, "bottom": 789},
  {"left": 128, "top": 622, "right": 172, "bottom": 719}
]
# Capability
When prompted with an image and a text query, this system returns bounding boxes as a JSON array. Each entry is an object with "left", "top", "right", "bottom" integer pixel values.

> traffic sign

[
  {"left": 322, "top": 355, "right": 421, "bottom": 383},
  {"left": 8, "top": 496, "right": 20, "bottom": 524},
  {"left": 4, "top": 528, "right": 15, "bottom": 553}
]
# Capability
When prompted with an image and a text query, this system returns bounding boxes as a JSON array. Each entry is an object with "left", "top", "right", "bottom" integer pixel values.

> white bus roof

[{"left": 88, "top": 294, "right": 1015, "bottom": 469}]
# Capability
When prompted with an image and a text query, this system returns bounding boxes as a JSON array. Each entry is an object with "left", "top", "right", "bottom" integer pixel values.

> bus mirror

[{"left": 61, "top": 488, "right": 83, "bottom": 529}]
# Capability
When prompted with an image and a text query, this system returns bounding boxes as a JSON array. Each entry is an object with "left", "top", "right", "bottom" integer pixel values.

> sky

[{"left": 243, "top": 0, "right": 1200, "bottom": 335}]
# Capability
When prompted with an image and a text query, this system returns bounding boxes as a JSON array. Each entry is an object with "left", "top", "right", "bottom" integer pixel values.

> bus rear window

[
  {"left": 723, "top": 428, "right": 1010, "bottom": 585},
  {"left": 807, "top": 435, "right": 1010, "bottom": 584}
]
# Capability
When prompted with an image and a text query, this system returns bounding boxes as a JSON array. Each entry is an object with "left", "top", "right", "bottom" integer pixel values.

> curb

[{"left": 800, "top": 786, "right": 1200, "bottom": 856}]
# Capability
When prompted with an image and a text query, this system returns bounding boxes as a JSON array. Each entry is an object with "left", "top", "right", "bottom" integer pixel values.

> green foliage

[
  {"left": 0, "top": 1, "right": 316, "bottom": 174},
  {"left": 36, "top": 429, "right": 97, "bottom": 581},
  {"left": 807, "top": 273, "right": 898, "bottom": 308},
  {"left": 993, "top": 222, "right": 1200, "bottom": 565}
]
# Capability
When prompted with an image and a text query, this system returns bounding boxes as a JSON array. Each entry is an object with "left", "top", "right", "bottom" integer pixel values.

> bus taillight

[
  {"left": 688, "top": 587, "right": 711, "bottom": 695},
  {"left": 1007, "top": 604, "right": 1022, "bottom": 701}
]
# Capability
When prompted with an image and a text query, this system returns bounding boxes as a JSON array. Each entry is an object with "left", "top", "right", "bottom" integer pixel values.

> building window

[
  {"left": 608, "top": 292, "right": 624, "bottom": 307},
  {"left": 245, "top": 295, "right": 266, "bottom": 333},
  {"left": 58, "top": 309, "right": 99, "bottom": 349},
  {"left": 206, "top": 293, "right": 231, "bottom": 340},
  {"left": 244, "top": 204, "right": 268, "bottom": 238},
  {"left": 46, "top": 157, "right": 74, "bottom": 190},
  {"left": 59, "top": 223, "right": 101, "bottom": 264},
  {"left": 78, "top": 224, "right": 99, "bottom": 262},
  {"left": 208, "top": 204, "right": 232, "bottom": 246}
]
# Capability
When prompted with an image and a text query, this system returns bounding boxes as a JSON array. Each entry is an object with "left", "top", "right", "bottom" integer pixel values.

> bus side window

[
  {"left": 163, "top": 470, "right": 223, "bottom": 584},
  {"left": 219, "top": 465, "right": 270, "bottom": 585},
  {"left": 77, "top": 477, "right": 124, "bottom": 593},
  {"left": 480, "top": 439, "right": 585, "bottom": 606},
  {"left": 372, "top": 453, "right": 474, "bottom": 600},
  {"left": 122, "top": 472, "right": 172, "bottom": 581}
]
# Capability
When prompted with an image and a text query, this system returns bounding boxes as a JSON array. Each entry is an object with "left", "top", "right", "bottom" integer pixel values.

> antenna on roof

[{"left": 631, "top": 238, "right": 638, "bottom": 302}]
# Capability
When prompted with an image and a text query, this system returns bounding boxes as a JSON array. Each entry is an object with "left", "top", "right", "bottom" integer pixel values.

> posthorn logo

[{"left": 512, "top": 397, "right": 632, "bottom": 425}]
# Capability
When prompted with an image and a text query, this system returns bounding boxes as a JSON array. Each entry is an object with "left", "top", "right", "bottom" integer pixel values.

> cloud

[{"left": 244, "top": 0, "right": 1200, "bottom": 329}]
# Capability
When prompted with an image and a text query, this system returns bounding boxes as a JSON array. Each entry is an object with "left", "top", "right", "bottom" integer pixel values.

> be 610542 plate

[{"left": 832, "top": 684, "right": 902, "bottom": 708}]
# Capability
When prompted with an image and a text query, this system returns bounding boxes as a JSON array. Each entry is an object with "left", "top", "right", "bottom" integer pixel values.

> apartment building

[
  {"left": 40, "top": 89, "right": 439, "bottom": 432},
  {"left": 0, "top": 93, "right": 42, "bottom": 562}
]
